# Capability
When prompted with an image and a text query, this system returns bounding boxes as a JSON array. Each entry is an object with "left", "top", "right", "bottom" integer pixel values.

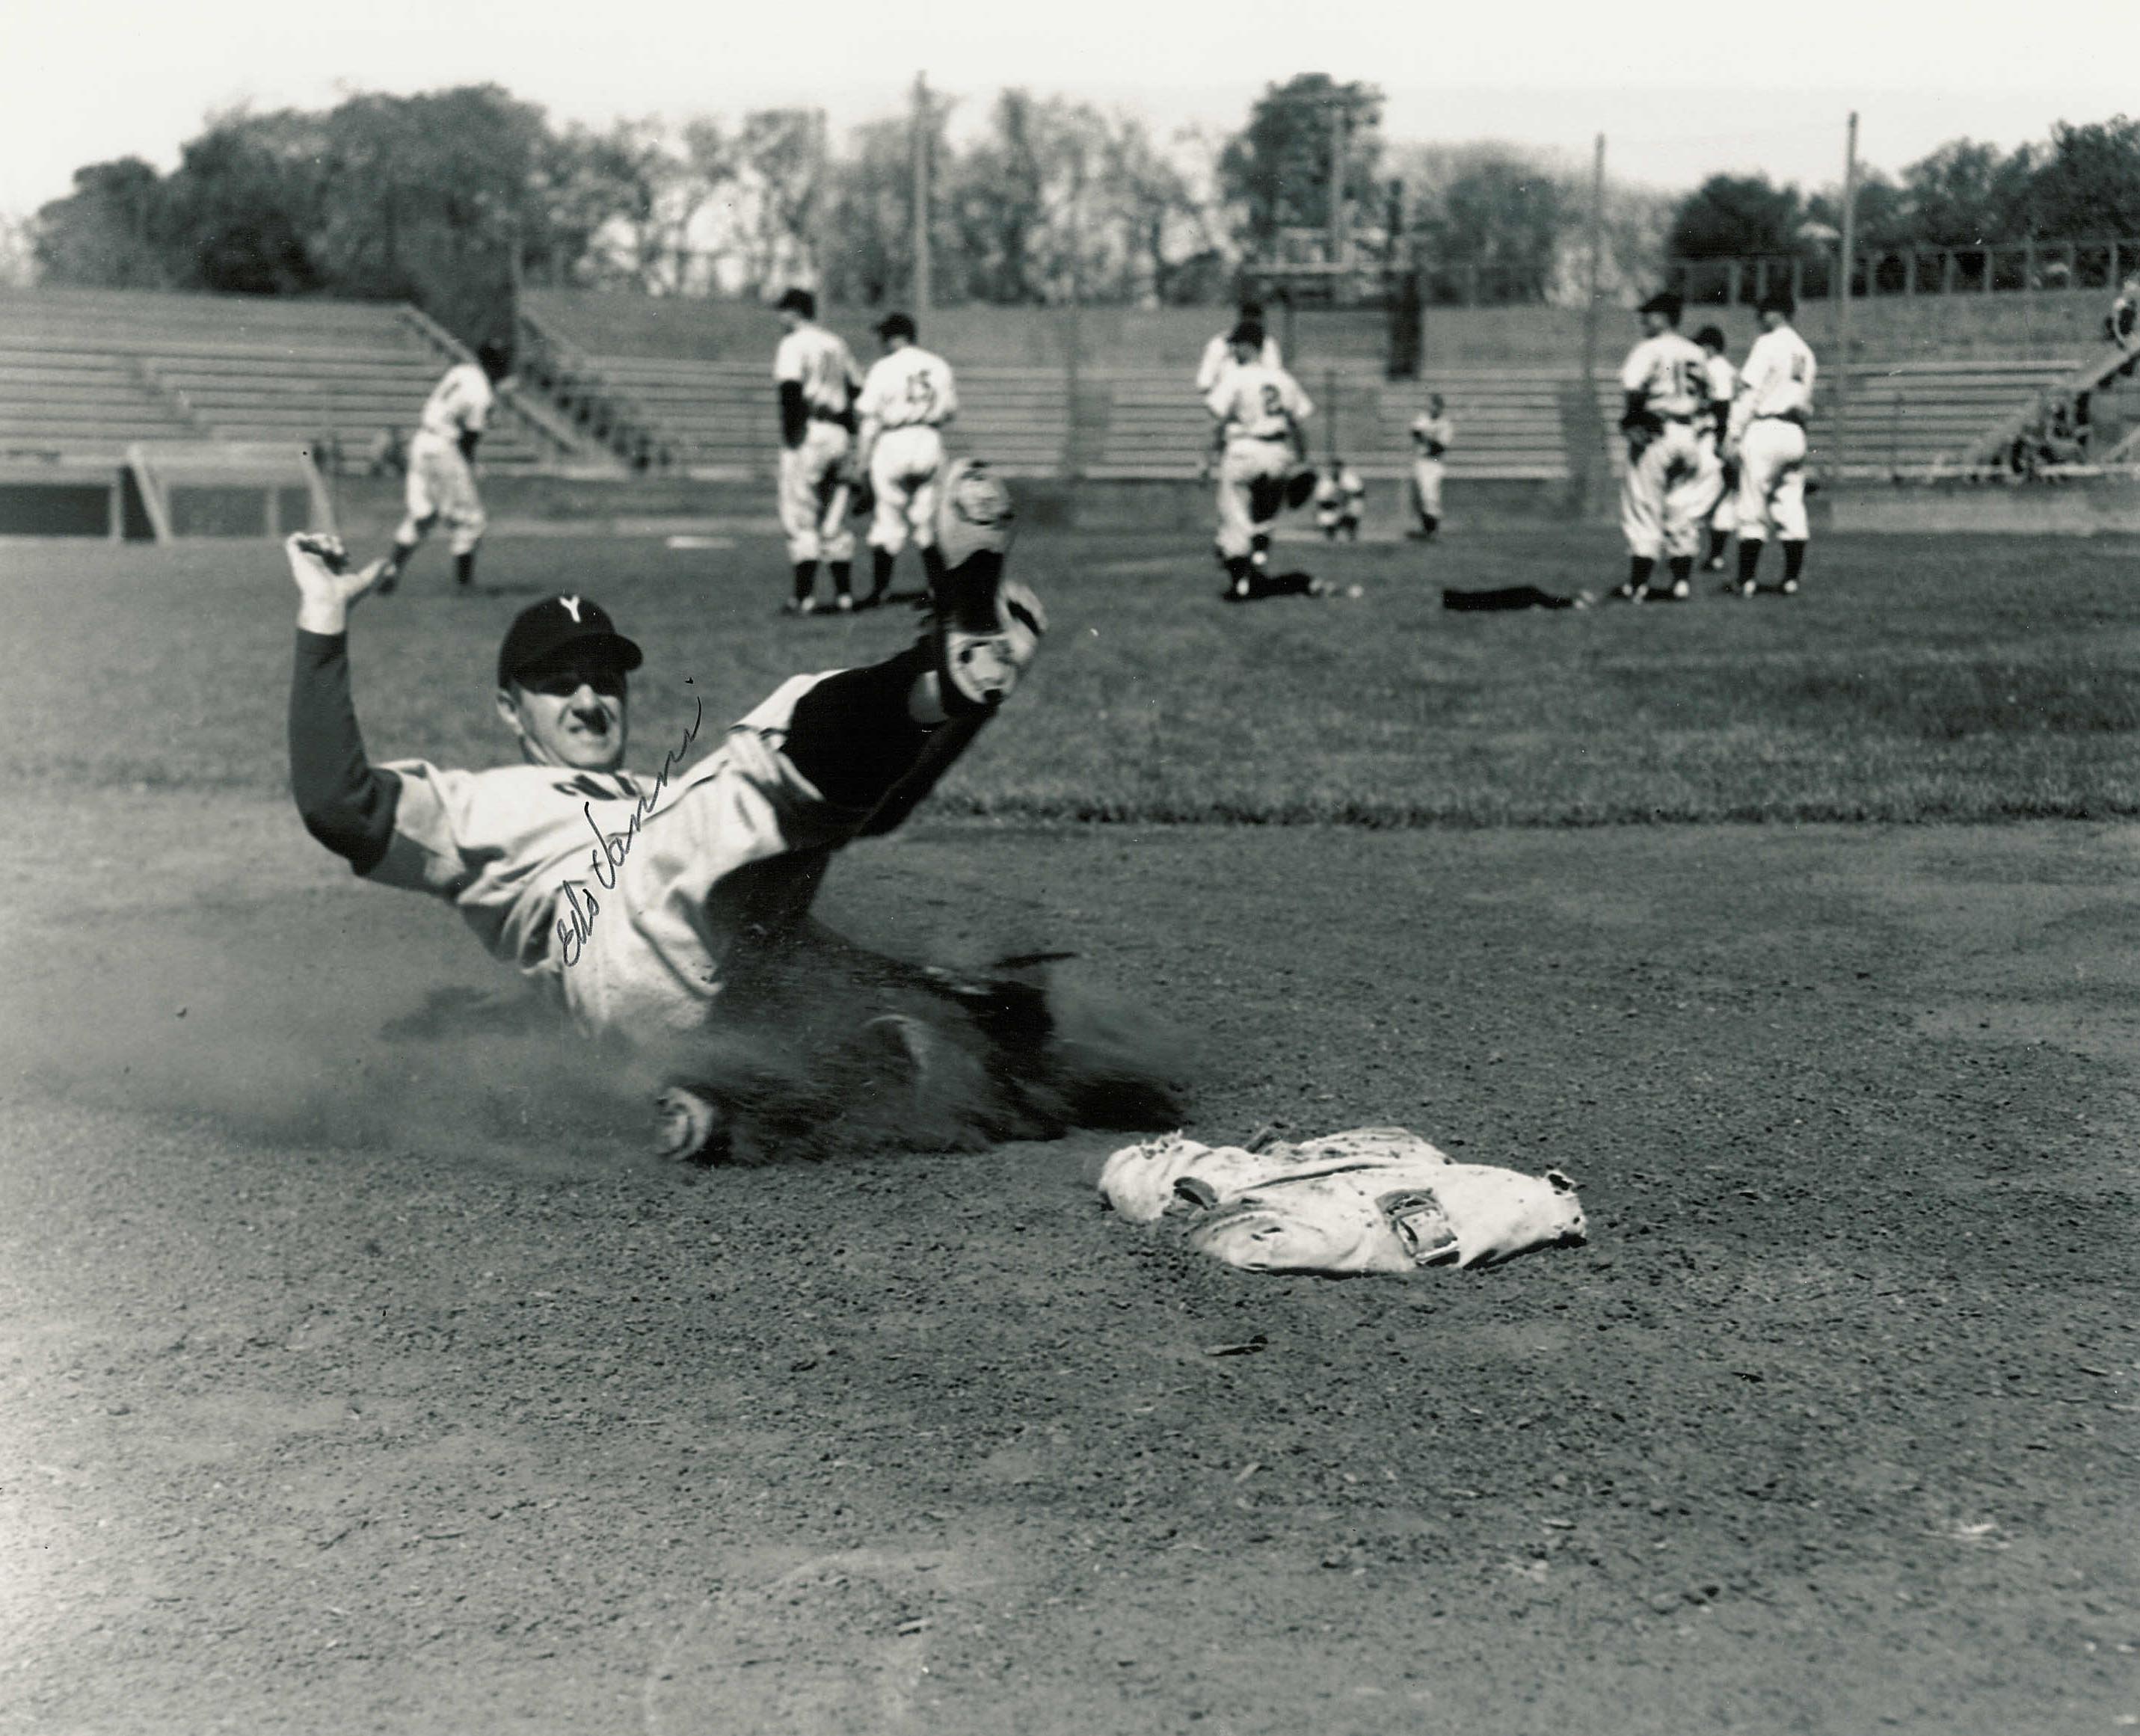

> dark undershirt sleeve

[
  {"left": 778, "top": 381, "right": 808, "bottom": 448},
  {"left": 289, "top": 629, "right": 402, "bottom": 875}
]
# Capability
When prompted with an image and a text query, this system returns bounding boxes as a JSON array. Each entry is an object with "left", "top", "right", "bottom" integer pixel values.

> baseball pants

[
  {"left": 1216, "top": 439, "right": 1293, "bottom": 560},
  {"left": 867, "top": 425, "right": 946, "bottom": 555},
  {"left": 399, "top": 432, "right": 485, "bottom": 555},
  {"left": 1412, "top": 458, "right": 1445, "bottom": 522},
  {"left": 778, "top": 420, "right": 856, "bottom": 564},
  {"left": 1620, "top": 420, "right": 1706, "bottom": 561},
  {"left": 1691, "top": 431, "right": 1738, "bottom": 535},
  {"left": 1735, "top": 418, "right": 1810, "bottom": 544}
]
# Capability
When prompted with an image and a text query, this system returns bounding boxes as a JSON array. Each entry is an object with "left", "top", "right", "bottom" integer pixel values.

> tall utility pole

[
  {"left": 911, "top": 73, "right": 932, "bottom": 313},
  {"left": 1832, "top": 111, "right": 1860, "bottom": 485},
  {"left": 1327, "top": 99, "right": 1348, "bottom": 280},
  {"left": 1579, "top": 134, "right": 1605, "bottom": 393}
]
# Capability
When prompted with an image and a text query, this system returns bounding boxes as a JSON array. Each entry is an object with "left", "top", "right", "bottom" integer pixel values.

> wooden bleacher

[{"left": 0, "top": 289, "right": 569, "bottom": 467}]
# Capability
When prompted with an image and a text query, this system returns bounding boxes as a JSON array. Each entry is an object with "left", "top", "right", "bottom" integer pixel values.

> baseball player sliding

[
  {"left": 1613, "top": 292, "right": 1711, "bottom": 603},
  {"left": 375, "top": 341, "right": 513, "bottom": 594},
  {"left": 1725, "top": 287, "right": 1817, "bottom": 597},
  {"left": 772, "top": 289, "right": 864, "bottom": 615},
  {"left": 854, "top": 313, "right": 959, "bottom": 608},
  {"left": 286, "top": 460, "right": 1053, "bottom": 1162},
  {"left": 1204, "top": 319, "right": 1314, "bottom": 600}
]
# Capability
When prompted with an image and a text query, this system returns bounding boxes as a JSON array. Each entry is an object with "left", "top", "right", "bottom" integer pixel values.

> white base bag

[{"left": 1099, "top": 1126, "right": 1586, "bottom": 1276}]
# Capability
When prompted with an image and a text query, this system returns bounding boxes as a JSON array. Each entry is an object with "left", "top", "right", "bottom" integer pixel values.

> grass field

[{"left": 10, "top": 521, "right": 2140, "bottom": 823}]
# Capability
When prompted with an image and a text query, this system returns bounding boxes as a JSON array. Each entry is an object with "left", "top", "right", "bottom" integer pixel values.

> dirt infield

[{"left": 3, "top": 790, "right": 2134, "bottom": 1734}]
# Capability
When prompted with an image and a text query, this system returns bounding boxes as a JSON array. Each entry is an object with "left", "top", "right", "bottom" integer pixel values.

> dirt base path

[{"left": 3, "top": 795, "right": 2135, "bottom": 1734}]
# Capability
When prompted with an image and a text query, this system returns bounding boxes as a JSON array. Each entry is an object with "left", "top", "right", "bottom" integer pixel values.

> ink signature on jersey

[{"left": 555, "top": 694, "right": 705, "bottom": 967}]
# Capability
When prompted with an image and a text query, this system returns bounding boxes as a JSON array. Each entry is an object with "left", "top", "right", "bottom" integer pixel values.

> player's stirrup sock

[
  {"left": 1737, "top": 541, "right": 1762, "bottom": 585},
  {"left": 868, "top": 548, "right": 897, "bottom": 603},
  {"left": 1627, "top": 555, "right": 1655, "bottom": 593},
  {"left": 1668, "top": 556, "right": 1693, "bottom": 589},
  {"left": 792, "top": 561, "right": 820, "bottom": 605},
  {"left": 1780, "top": 541, "right": 1807, "bottom": 584},
  {"left": 1709, "top": 529, "right": 1730, "bottom": 565},
  {"left": 829, "top": 561, "right": 852, "bottom": 602},
  {"left": 1421, "top": 515, "right": 1439, "bottom": 537},
  {"left": 918, "top": 544, "right": 947, "bottom": 597},
  {"left": 1251, "top": 534, "right": 1270, "bottom": 567},
  {"left": 454, "top": 552, "right": 476, "bottom": 588}
]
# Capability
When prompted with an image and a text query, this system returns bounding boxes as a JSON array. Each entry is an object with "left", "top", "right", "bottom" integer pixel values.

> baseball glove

[
  {"left": 1282, "top": 466, "right": 1319, "bottom": 511},
  {"left": 847, "top": 470, "right": 875, "bottom": 518},
  {"left": 1622, "top": 421, "right": 1658, "bottom": 463}
]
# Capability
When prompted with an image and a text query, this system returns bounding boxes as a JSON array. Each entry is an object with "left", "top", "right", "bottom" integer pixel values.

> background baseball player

[
  {"left": 1193, "top": 298, "right": 1283, "bottom": 395},
  {"left": 772, "top": 288, "right": 864, "bottom": 615},
  {"left": 1691, "top": 326, "right": 1740, "bottom": 572},
  {"left": 1408, "top": 393, "right": 1454, "bottom": 539},
  {"left": 1614, "top": 292, "right": 1711, "bottom": 602},
  {"left": 1312, "top": 457, "right": 1365, "bottom": 541},
  {"left": 854, "top": 313, "right": 958, "bottom": 606},
  {"left": 2106, "top": 276, "right": 2139, "bottom": 351},
  {"left": 1203, "top": 320, "right": 1313, "bottom": 599},
  {"left": 286, "top": 460, "right": 1053, "bottom": 1160},
  {"left": 1726, "top": 287, "right": 1818, "bottom": 597},
  {"left": 375, "top": 340, "right": 511, "bottom": 594}
]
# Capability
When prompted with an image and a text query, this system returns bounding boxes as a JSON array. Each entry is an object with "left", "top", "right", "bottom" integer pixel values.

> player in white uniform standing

[
  {"left": 1614, "top": 292, "right": 1711, "bottom": 603},
  {"left": 1194, "top": 299, "right": 1283, "bottom": 395},
  {"left": 283, "top": 460, "right": 1053, "bottom": 1160},
  {"left": 770, "top": 289, "right": 865, "bottom": 615},
  {"left": 1725, "top": 287, "right": 1818, "bottom": 597},
  {"left": 854, "top": 313, "right": 958, "bottom": 607},
  {"left": 376, "top": 341, "right": 511, "bottom": 594},
  {"left": 1691, "top": 327, "right": 1740, "bottom": 572},
  {"left": 1204, "top": 321, "right": 1313, "bottom": 598},
  {"left": 1408, "top": 393, "right": 1454, "bottom": 539},
  {"left": 1312, "top": 458, "right": 1366, "bottom": 541}
]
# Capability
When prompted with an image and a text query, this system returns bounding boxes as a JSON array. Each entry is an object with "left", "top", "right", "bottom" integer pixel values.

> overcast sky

[{"left": 4, "top": 0, "right": 2136, "bottom": 218}]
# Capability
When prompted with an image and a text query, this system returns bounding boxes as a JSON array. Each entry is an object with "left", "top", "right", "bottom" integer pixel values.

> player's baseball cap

[
  {"left": 1694, "top": 324, "right": 1727, "bottom": 351},
  {"left": 776, "top": 287, "right": 816, "bottom": 317},
  {"left": 875, "top": 312, "right": 917, "bottom": 341},
  {"left": 936, "top": 458, "right": 1015, "bottom": 568},
  {"left": 1639, "top": 292, "right": 1683, "bottom": 321},
  {"left": 1229, "top": 319, "right": 1265, "bottom": 348},
  {"left": 496, "top": 595, "right": 645, "bottom": 687},
  {"left": 1757, "top": 286, "right": 1796, "bottom": 317}
]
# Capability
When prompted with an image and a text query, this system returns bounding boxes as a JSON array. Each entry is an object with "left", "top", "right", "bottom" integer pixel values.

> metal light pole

[
  {"left": 1833, "top": 111, "right": 1859, "bottom": 482},
  {"left": 911, "top": 73, "right": 932, "bottom": 313}
]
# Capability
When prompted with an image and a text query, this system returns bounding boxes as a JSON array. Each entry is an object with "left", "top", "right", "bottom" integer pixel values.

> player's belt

[
  {"left": 1756, "top": 411, "right": 1808, "bottom": 425},
  {"left": 807, "top": 407, "right": 846, "bottom": 422},
  {"left": 1233, "top": 431, "right": 1291, "bottom": 442},
  {"left": 1656, "top": 413, "right": 1694, "bottom": 424}
]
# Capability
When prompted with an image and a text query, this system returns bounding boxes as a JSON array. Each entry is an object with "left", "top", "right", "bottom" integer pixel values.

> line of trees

[
  {"left": 1668, "top": 118, "right": 2140, "bottom": 261},
  {"left": 25, "top": 76, "right": 2140, "bottom": 337}
]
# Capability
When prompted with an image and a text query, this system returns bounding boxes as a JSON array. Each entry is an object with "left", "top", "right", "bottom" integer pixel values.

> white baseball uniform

[
  {"left": 1409, "top": 411, "right": 1454, "bottom": 523},
  {"left": 773, "top": 322, "right": 864, "bottom": 565},
  {"left": 1313, "top": 466, "right": 1365, "bottom": 533},
  {"left": 402, "top": 362, "right": 493, "bottom": 555},
  {"left": 1728, "top": 324, "right": 1818, "bottom": 545},
  {"left": 857, "top": 346, "right": 958, "bottom": 555},
  {"left": 1205, "top": 363, "right": 1313, "bottom": 561},
  {"left": 1195, "top": 330, "right": 1284, "bottom": 395},
  {"left": 1618, "top": 331, "right": 1711, "bottom": 561},
  {"left": 1692, "top": 352, "right": 1740, "bottom": 535}
]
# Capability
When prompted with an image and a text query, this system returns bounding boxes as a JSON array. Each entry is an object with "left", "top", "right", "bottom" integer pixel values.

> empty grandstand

[{"left": 0, "top": 288, "right": 575, "bottom": 472}]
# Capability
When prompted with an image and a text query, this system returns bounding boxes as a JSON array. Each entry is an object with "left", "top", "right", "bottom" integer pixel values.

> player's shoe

[
  {"left": 652, "top": 1086, "right": 732, "bottom": 1165},
  {"left": 931, "top": 460, "right": 1045, "bottom": 707},
  {"left": 833, "top": 594, "right": 855, "bottom": 614},
  {"left": 1779, "top": 578, "right": 1800, "bottom": 596},
  {"left": 1610, "top": 582, "right": 1642, "bottom": 604},
  {"left": 781, "top": 597, "right": 820, "bottom": 617},
  {"left": 1702, "top": 555, "right": 1726, "bottom": 573}
]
